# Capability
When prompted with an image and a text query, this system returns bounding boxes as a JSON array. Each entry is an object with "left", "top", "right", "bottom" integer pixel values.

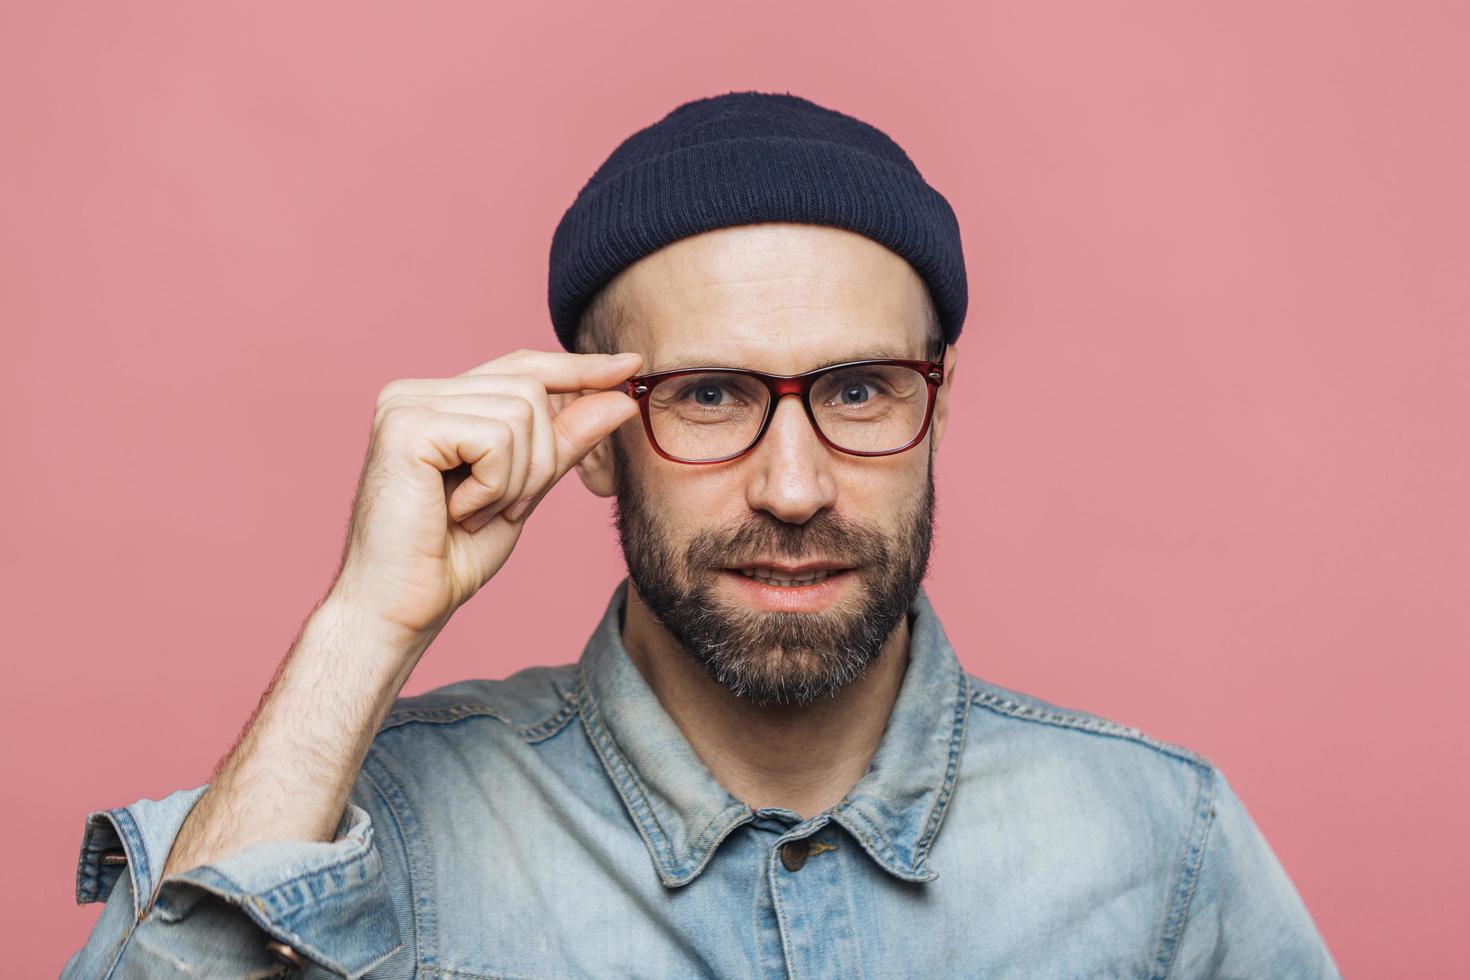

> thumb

[{"left": 551, "top": 390, "right": 640, "bottom": 481}]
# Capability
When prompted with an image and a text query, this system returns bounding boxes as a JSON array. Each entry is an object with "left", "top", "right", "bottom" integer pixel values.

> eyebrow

[{"left": 651, "top": 345, "right": 929, "bottom": 374}]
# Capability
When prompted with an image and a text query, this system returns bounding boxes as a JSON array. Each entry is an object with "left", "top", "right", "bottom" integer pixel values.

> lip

[
  {"left": 717, "top": 566, "right": 857, "bottom": 613},
  {"left": 725, "top": 560, "right": 852, "bottom": 575}
]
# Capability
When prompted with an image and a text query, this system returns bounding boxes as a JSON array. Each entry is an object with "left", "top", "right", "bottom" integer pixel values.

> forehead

[{"left": 608, "top": 223, "right": 932, "bottom": 373}]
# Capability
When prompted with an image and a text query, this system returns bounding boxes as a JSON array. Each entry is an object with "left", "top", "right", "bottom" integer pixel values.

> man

[{"left": 65, "top": 91, "right": 1338, "bottom": 978}]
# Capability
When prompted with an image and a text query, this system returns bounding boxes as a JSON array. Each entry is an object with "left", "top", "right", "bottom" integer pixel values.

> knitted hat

[{"left": 547, "top": 90, "right": 967, "bottom": 351}]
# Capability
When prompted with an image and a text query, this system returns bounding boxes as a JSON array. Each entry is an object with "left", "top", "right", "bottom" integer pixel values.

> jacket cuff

[
  {"left": 76, "top": 785, "right": 207, "bottom": 917},
  {"left": 75, "top": 786, "right": 402, "bottom": 978}
]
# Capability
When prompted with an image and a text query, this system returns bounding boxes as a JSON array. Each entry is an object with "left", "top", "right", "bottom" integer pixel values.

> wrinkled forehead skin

[{"left": 605, "top": 223, "right": 936, "bottom": 376}]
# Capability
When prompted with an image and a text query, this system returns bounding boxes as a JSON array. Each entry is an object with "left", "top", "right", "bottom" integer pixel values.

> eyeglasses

[{"left": 625, "top": 355, "right": 946, "bottom": 464}]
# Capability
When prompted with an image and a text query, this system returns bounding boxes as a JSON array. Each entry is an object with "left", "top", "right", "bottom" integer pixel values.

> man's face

[{"left": 585, "top": 223, "right": 953, "bottom": 706}]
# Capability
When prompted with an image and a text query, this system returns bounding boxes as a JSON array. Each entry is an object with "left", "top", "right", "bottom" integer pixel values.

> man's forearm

[{"left": 158, "top": 592, "right": 433, "bottom": 887}]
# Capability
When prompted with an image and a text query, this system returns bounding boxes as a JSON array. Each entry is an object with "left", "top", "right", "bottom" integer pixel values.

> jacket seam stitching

[
  {"left": 831, "top": 824, "right": 871, "bottom": 980},
  {"left": 380, "top": 705, "right": 514, "bottom": 732},
  {"left": 363, "top": 749, "right": 437, "bottom": 970},
  {"left": 969, "top": 689, "right": 1206, "bottom": 766},
  {"left": 427, "top": 965, "right": 543, "bottom": 980},
  {"left": 109, "top": 807, "right": 153, "bottom": 919},
  {"left": 575, "top": 661, "right": 678, "bottom": 878},
  {"left": 522, "top": 693, "right": 580, "bottom": 743},
  {"left": 98, "top": 876, "right": 141, "bottom": 980},
  {"left": 834, "top": 810, "right": 907, "bottom": 878},
  {"left": 382, "top": 695, "right": 577, "bottom": 744},
  {"left": 75, "top": 817, "right": 106, "bottom": 905},
  {"left": 148, "top": 862, "right": 397, "bottom": 975},
  {"left": 673, "top": 806, "right": 757, "bottom": 885},
  {"left": 357, "top": 763, "right": 419, "bottom": 978},
  {"left": 1151, "top": 763, "right": 1218, "bottom": 979},
  {"left": 767, "top": 844, "right": 800, "bottom": 972},
  {"left": 192, "top": 833, "right": 375, "bottom": 910},
  {"left": 914, "top": 670, "right": 973, "bottom": 865}
]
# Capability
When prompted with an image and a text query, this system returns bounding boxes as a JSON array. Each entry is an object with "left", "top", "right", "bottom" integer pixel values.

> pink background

[{"left": 2, "top": 2, "right": 1466, "bottom": 974}]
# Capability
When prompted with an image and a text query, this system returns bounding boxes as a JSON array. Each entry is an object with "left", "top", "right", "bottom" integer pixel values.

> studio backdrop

[{"left": 1, "top": 1, "right": 1466, "bottom": 976}]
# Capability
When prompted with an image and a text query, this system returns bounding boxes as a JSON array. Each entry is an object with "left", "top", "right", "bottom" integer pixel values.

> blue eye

[
  {"left": 693, "top": 385, "right": 725, "bottom": 406},
  {"left": 839, "top": 383, "right": 871, "bottom": 404}
]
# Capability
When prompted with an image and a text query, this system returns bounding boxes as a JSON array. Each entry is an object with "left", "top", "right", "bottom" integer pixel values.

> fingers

[
  {"left": 376, "top": 379, "right": 639, "bottom": 530},
  {"left": 500, "top": 391, "right": 640, "bottom": 524},
  {"left": 455, "top": 349, "right": 643, "bottom": 393},
  {"left": 382, "top": 388, "right": 544, "bottom": 522},
  {"left": 432, "top": 397, "right": 533, "bottom": 521},
  {"left": 491, "top": 388, "right": 642, "bottom": 524},
  {"left": 436, "top": 413, "right": 521, "bottom": 523},
  {"left": 549, "top": 390, "right": 642, "bottom": 481},
  {"left": 378, "top": 406, "right": 519, "bottom": 520}
]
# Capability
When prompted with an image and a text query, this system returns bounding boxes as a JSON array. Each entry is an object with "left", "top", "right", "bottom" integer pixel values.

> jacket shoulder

[
  {"left": 965, "top": 672, "right": 1213, "bottom": 771},
  {"left": 378, "top": 662, "right": 581, "bottom": 743}
]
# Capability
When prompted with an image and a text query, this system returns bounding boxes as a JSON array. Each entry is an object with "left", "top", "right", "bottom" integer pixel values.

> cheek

[
  {"left": 656, "top": 466, "right": 753, "bottom": 535},
  {"left": 622, "top": 439, "right": 752, "bottom": 535},
  {"left": 831, "top": 455, "right": 929, "bottom": 521}
]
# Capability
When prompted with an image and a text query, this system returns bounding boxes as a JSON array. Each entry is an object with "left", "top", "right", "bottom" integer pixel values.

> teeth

[{"left": 737, "top": 568, "right": 834, "bottom": 587}]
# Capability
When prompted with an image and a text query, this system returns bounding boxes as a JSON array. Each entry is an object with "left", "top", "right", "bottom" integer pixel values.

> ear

[
  {"left": 575, "top": 424, "right": 622, "bottom": 498},
  {"left": 929, "top": 344, "right": 959, "bottom": 451}
]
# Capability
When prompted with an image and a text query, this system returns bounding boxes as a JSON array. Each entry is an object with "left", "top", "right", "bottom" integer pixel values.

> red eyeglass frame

[{"left": 624, "top": 356, "right": 947, "bottom": 464}]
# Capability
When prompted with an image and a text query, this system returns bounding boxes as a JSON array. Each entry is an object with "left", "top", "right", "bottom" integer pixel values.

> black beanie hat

[{"left": 547, "top": 90, "right": 967, "bottom": 351}]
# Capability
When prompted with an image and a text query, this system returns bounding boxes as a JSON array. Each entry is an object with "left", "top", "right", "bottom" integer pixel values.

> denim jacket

[{"left": 65, "top": 581, "right": 1339, "bottom": 978}]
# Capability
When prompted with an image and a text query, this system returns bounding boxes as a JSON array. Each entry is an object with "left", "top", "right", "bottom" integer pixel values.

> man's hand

[
  {"left": 156, "top": 348, "right": 642, "bottom": 888},
  {"left": 331, "top": 349, "right": 644, "bottom": 645}
]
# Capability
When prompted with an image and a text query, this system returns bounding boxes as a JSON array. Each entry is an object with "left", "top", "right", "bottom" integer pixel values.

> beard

[{"left": 611, "top": 436, "right": 936, "bottom": 707}]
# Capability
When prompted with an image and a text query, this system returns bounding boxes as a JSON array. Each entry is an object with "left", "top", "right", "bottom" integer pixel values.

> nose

[{"left": 743, "top": 394, "right": 838, "bottom": 524}]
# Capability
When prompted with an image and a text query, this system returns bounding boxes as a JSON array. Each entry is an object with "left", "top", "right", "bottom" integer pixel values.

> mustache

[{"left": 685, "top": 510, "right": 889, "bottom": 570}]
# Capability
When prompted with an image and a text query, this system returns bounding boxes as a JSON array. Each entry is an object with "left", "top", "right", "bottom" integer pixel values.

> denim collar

[{"left": 576, "top": 579, "right": 973, "bottom": 888}]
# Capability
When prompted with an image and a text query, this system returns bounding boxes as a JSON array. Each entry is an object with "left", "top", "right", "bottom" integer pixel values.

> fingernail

[{"left": 504, "top": 498, "right": 533, "bottom": 522}]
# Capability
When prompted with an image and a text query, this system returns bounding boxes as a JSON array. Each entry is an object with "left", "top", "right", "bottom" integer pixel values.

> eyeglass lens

[{"left": 645, "top": 364, "right": 931, "bottom": 462}]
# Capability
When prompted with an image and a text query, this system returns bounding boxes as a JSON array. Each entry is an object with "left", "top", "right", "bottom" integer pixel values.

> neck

[{"left": 619, "top": 579, "right": 911, "bottom": 819}]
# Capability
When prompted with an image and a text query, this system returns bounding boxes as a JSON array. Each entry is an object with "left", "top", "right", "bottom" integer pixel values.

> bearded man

[{"left": 65, "top": 91, "right": 1338, "bottom": 979}]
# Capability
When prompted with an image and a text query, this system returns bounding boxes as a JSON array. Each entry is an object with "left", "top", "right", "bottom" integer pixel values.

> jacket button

[
  {"left": 780, "top": 838, "right": 810, "bottom": 872},
  {"left": 266, "top": 941, "right": 305, "bottom": 970}
]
